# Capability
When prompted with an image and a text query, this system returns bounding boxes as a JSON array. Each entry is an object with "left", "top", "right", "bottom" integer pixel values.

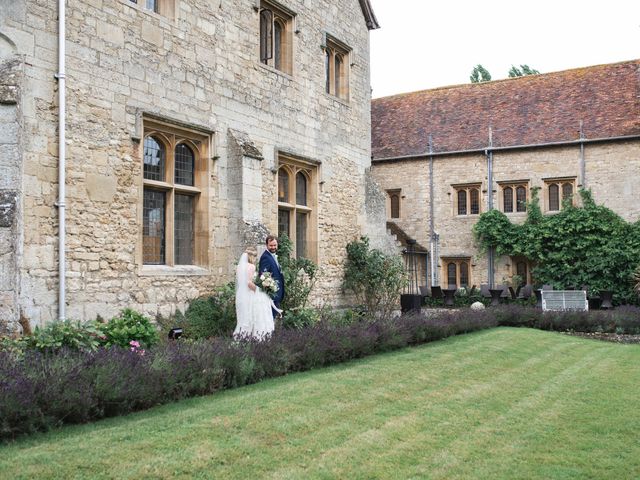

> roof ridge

[{"left": 373, "top": 58, "right": 640, "bottom": 101}]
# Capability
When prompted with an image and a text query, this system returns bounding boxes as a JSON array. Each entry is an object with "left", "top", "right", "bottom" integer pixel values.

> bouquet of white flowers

[{"left": 255, "top": 271, "right": 279, "bottom": 298}]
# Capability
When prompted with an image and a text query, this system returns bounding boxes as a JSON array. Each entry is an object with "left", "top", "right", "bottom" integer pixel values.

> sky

[{"left": 369, "top": 0, "right": 640, "bottom": 98}]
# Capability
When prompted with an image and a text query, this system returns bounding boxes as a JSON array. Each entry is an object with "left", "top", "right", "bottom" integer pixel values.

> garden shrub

[
  {"left": 97, "top": 308, "right": 159, "bottom": 348},
  {"left": 183, "top": 283, "right": 237, "bottom": 339},
  {"left": 278, "top": 234, "right": 319, "bottom": 325},
  {"left": 7, "top": 319, "right": 104, "bottom": 354},
  {"left": 282, "top": 307, "right": 318, "bottom": 329},
  {"left": 343, "top": 236, "right": 407, "bottom": 318}
]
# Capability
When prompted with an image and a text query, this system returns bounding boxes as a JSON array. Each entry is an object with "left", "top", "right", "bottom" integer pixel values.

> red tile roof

[{"left": 372, "top": 60, "right": 640, "bottom": 160}]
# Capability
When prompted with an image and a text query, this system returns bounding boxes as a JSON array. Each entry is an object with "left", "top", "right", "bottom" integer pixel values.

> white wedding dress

[{"left": 234, "top": 253, "right": 275, "bottom": 340}]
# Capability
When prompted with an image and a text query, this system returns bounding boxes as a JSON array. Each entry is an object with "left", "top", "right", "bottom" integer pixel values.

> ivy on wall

[{"left": 473, "top": 189, "right": 640, "bottom": 303}]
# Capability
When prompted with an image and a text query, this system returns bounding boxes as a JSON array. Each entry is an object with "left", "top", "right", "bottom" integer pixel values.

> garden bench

[{"left": 541, "top": 290, "right": 588, "bottom": 312}]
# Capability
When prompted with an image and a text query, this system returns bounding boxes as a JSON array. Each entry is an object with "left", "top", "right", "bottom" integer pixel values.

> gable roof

[
  {"left": 372, "top": 60, "right": 640, "bottom": 160},
  {"left": 359, "top": 0, "right": 380, "bottom": 30}
]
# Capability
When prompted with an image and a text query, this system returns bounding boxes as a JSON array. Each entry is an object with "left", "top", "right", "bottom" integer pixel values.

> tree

[
  {"left": 508, "top": 64, "right": 540, "bottom": 77},
  {"left": 470, "top": 64, "right": 492, "bottom": 83}
]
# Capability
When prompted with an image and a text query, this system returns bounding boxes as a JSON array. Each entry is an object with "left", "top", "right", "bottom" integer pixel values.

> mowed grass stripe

[
  {"left": 1, "top": 328, "right": 639, "bottom": 480},
  {"left": 264, "top": 330, "right": 626, "bottom": 479}
]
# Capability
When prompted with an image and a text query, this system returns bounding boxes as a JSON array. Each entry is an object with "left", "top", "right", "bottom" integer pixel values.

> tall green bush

[
  {"left": 278, "top": 234, "right": 319, "bottom": 329},
  {"left": 343, "top": 236, "right": 407, "bottom": 318},
  {"left": 474, "top": 189, "right": 640, "bottom": 303},
  {"left": 183, "top": 282, "right": 237, "bottom": 339}
]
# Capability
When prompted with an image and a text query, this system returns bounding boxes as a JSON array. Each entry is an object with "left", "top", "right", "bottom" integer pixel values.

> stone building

[
  {"left": 0, "top": 0, "right": 386, "bottom": 332},
  {"left": 371, "top": 60, "right": 640, "bottom": 290}
]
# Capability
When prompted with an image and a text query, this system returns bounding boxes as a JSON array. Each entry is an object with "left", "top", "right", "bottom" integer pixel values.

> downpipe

[{"left": 55, "top": 0, "right": 66, "bottom": 320}]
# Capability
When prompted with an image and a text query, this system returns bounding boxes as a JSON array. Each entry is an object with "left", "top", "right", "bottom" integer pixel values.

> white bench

[{"left": 541, "top": 290, "right": 589, "bottom": 312}]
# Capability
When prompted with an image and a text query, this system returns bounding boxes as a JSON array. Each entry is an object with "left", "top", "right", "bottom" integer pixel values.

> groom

[{"left": 259, "top": 234, "right": 285, "bottom": 318}]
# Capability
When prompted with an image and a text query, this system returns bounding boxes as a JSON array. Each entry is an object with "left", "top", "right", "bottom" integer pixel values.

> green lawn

[{"left": 2, "top": 327, "right": 639, "bottom": 479}]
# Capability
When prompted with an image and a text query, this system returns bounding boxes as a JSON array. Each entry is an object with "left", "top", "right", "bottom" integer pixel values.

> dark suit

[{"left": 259, "top": 250, "right": 285, "bottom": 316}]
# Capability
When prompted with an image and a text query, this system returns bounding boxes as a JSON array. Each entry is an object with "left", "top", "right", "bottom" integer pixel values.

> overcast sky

[{"left": 369, "top": 0, "right": 640, "bottom": 98}]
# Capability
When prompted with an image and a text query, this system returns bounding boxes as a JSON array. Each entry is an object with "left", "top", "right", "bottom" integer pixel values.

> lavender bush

[{"left": 2, "top": 305, "right": 640, "bottom": 441}]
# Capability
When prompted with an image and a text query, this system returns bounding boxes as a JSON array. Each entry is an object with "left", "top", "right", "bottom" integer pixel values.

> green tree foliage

[
  {"left": 474, "top": 189, "right": 640, "bottom": 303},
  {"left": 470, "top": 64, "right": 492, "bottom": 83},
  {"left": 508, "top": 64, "right": 540, "bottom": 77},
  {"left": 343, "top": 236, "right": 407, "bottom": 318}
]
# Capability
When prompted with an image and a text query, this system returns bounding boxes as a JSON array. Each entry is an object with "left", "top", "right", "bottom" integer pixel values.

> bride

[{"left": 234, "top": 247, "right": 278, "bottom": 339}]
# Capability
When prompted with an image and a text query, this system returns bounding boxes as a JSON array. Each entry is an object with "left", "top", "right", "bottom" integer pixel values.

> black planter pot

[{"left": 401, "top": 294, "right": 423, "bottom": 313}]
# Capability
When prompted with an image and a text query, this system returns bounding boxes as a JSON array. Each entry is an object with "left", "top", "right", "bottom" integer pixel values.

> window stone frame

[
  {"left": 452, "top": 183, "right": 482, "bottom": 216},
  {"left": 139, "top": 116, "right": 211, "bottom": 271},
  {"left": 543, "top": 177, "right": 576, "bottom": 212},
  {"left": 322, "top": 33, "right": 351, "bottom": 101},
  {"left": 277, "top": 154, "right": 318, "bottom": 261}
]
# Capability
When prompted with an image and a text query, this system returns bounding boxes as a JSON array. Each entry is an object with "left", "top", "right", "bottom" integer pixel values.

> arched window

[
  {"left": 174, "top": 144, "right": 194, "bottom": 186},
  {"left": 562, "top": 183, "right": 573, "bottom": 202},
  {"left": 142, "top": 119, "right": 209, "bottom": 267},
  {"left": 143, "top": 136, "right": 165, "bottom": 181},
  {"left": 273, "top": 19, "right": 283, "bottom": 70},
  {"left": 503, "top": 186, "right": 513, "bottom": 213},
  {"left": 470, "top": 188, "right": 480, "bottom": 214},
  {"left": 259, "top": 9, "right": 273, "bottom": 64},
  {"left": 277, "top": 159, "right": 316, "bottom": 260},
  {"left": 459, "top": 262, "right": 469, "bottom": 287},
  {"left": 324, "top": 35, "right": 350, "bottom": 100},
  {"left": 390, "top": 194, "right": 400, "bottom": 218},
  {"left": 447, "top": 262, "right": 457, "bottom": 288},
  {"left": 334, "top": 54, "right": 343, "bottom": 97},
  {"left": 457, "top": 190, "right": 467, "bottom": 215},
  {"left": 258, "top": 2, "right": 292, "bottom": 74},
  {"left": 443, "top": 258, "right": 472, "bottom": 288},
  {"left": 278, "top": 169, "right": 289, "bottom": 202},
  {"left": 296, "top": 172, "right": 307, "bottom": 206},
  {"left": 516, "top": 186, "right": 527, "bottom": 212},
  {"left": 325, "top": 49, "right": 331, "bottom": 93},
  {"left": 548, "top": 184, "right": 559, "bottom": 211}
]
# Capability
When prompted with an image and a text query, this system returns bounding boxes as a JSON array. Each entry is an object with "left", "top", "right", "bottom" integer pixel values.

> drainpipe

[
  {"left": 55, "top": 0, "right": 66, "bottom": 320},
  {"left": 486, "top": 127, "right": 495, "bottom": 288},
  {"left": 579, "top": 121, "right": 586, "bottom": 188},
  {"left": 428, "top": 135, "right": 437, "bottom": 287}
]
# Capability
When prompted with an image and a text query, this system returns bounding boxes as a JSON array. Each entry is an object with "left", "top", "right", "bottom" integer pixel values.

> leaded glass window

[
  {"left": 278, "top": 169, "right": 289, "bottom": 202},
  {"left": 143, "top": 190, "right": 165, "bottom": 264},
  {"left": 143, "top": 136, "right": 165, "bottom": 181},
  {"left": 447, "top": 263, "right": 457, "bottom": 288},
  {"left": 457, "top": 190, "right": 467, "bottom": 215},
  {"left": 296, "top": 172, "right": 307, "bottom": 206},
  {"left": 470, "top": 188, "right": 480, "bottom": 215},
  {"left": 174, "top": 194, "right": 194, "bottom": 265},
  {"left": 516, "top": 186, "right": 527, "bottom": 212},
  {"left": 549, "top": 184, "right": 559, "bottom": 211},
  {"left": 503, "top": 187, "right": 513, "bottom": 213},
  {"left": 460, "top": 262, "right": 469, "bottom": 287},
  {"left": 175, "top": 144, "right": 194, "bottom": 186}
]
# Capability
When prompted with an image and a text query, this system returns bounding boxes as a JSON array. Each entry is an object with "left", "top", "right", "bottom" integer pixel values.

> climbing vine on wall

[{"left": 473, "top": 189, "right": 640, "bottom": 303}]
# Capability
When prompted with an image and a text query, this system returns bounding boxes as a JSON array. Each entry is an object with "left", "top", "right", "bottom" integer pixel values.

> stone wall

[
  {"left": 1, "top": 0, "right": 382, "bottom": 327},
  {"left": 371, "top": 141, "right": 640, "bottom": 288},
  {"left": 0, "top": 53, "right": 23, "bottom": 334}
]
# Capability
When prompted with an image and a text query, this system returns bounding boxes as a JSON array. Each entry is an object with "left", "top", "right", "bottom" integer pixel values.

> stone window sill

[{"left": 139, "top": 265, "right": 210, "bottom": 277}]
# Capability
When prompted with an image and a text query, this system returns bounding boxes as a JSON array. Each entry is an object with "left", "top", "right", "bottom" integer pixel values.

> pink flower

[{"left": 129, "top": 340, "right": 140, "bottom": 348}]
